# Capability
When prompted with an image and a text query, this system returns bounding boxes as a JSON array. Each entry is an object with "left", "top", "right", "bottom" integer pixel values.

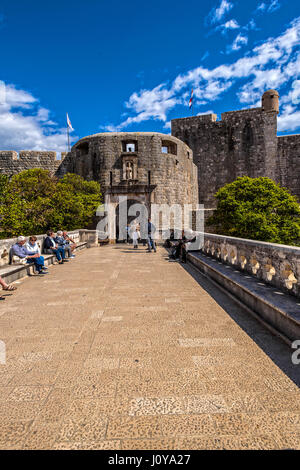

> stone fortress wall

[
  {"left": 0, "top": 150, "right": 68, "bottom": 176},
  {"left": 277, "top": 134, "right": 300, "bottom": 199},
  {"left": 0, "top": 89, "right": 299, "bottom": 210},
  {"left": 57, "top": 132, "right": 199, "bottom": 210},
  {"left": 171, "top": 90, "right": 300, "bottom": 207}
]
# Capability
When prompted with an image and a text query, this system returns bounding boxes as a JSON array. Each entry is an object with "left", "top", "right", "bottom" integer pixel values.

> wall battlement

[{"left": 0, "top": 150, "right": 64, "bottom": 175}]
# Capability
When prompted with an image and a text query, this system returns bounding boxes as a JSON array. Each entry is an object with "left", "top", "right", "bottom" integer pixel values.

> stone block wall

[
  {"left": 0, "top": 151, "right": 60, "bottom": 176},
  {"left": 171, "top": 107, "right": 279, "bottom": 207},
  {"left": 277, "top": 135, "right": 300, "bottom": 202},
  {"left": 57, "top": 132, "right": 199, "bottom": 211}
]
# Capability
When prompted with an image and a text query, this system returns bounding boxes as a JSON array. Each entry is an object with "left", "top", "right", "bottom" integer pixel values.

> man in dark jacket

[
  {"left": 43, "top": 231, "right": 67, "bottom": 264},
  {"left": 147, "top": 218, "right": 157, "bottom": 253}
]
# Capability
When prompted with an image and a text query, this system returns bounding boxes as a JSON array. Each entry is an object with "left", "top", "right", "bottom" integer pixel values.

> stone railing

[
  {"left": 0, "top": 229, "right": 98, "bottom": 267},
  {"left": 199, "top": 233, "right": 300, "bottom": 298}
]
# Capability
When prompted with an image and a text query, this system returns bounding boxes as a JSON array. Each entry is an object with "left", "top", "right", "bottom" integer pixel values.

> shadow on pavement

[{"left": 181, "top": 259, "right": 300, "bottom": 388}]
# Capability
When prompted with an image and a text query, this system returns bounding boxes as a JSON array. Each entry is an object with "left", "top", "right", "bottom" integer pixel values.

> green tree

[
  {"left": 208, "top": 177, "right": 300, "bottom": 246},
  {"left": 0, "top": 174, "right": 9, "bottom": 199},
  {"left": 0, "top": 169, "right": 101, "bottom": 238}
]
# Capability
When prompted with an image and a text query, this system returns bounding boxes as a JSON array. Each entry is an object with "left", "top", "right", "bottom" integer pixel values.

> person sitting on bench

[
  {"left": 43, "top": 231, "right": 67, "bottom": 264},
  {"left": 12, "top": 236, "right": 48, "bottom": 274},
  {"left": 56, "top": 231, "right": 75, "bottom": 259},
  {"left": 169, "top": 230, "right": 196, "bottom": 263},
  {"left": 63, "top": 231, "right": 77, "bottom": 256}
]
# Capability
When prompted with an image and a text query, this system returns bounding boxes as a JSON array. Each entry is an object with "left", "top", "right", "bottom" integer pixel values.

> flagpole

[{"left": 67, "top": 125, "right": 70, "bottom": 152}]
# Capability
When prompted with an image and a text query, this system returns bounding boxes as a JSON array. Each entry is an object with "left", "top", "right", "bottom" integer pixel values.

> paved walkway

[{"left": 0, "top": 245, "right": 299, "bottom": 450}]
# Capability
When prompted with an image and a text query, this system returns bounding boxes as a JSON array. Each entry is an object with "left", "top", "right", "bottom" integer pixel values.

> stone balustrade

[
  {"left": 198, "top": 233, "right": 300, "bottom": 298},
  {"left": 0, "top": 229, "right": 98, "bottom": 268}
]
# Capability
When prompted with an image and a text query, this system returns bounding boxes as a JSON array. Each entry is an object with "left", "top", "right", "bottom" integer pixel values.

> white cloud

[
  {"left": 226, "top": 33, "right": 248, "bottom": 53},
  {"left": 290, "top": 80, "right": 300, "bottom": 105},
  {"left": 102, "top": 84, "right": 179, "bottom": 131},
  {"left": 104, "top": 17, "right": 300, "bottom": 134},
  {"left": 223, "top": 19, "right": 239, "bottom": 29},
  {"left": 217, "top": 19, "right": 240, "bottom": 34},
  {"left": 243, "top": 19, "right": 259, "bottom": 31},
  {"left": 0, "top": 83, "right": 76, "bottom": 155},
  {"left": 256, "top": 2, "right": 267, "bottom": 12},
  {"left": 206, "top": 0, "right": 234, "bottom": 25},
  {"left": 255, "top": 0, "right": 281, "bottom": 14},
  {"left": 278, "top": 106, "right": 300, "bottom": 131},
  {"left": 268, "top": 0, "right": 281, "bottom": 12}
]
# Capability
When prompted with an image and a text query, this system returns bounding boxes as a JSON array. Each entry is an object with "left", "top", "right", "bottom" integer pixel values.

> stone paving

[{"left": 0, "top": 245, "right": 299, "bottom": 450}]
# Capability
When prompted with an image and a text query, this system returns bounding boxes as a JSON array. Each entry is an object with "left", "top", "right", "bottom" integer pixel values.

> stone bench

[
  {"left": 187, "top": 250, "right": 300, "bottom": 343},
  {"left": 0, "top": 241, "right": 88, "bottom": 284}
]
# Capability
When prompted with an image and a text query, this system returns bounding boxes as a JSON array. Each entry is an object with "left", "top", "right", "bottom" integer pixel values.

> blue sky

[{"left": 0, "top": 0, "right": 300, "bottom": 154}]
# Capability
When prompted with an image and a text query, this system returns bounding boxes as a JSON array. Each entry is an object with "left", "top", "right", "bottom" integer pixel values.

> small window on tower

[
  {"left": 161, "top": 140, "right": 177, "bottom": 155},
  {"left": 76, "top": 142, "right": 89, "bottom": 156},
  {"left": 122, "top": 140, "right": 138, "bottom": 153}
]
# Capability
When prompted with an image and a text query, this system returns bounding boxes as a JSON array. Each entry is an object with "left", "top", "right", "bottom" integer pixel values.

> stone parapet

[
  {"left": 0, "top": 150, "right": 60, "bottom": 175},
  {"left": 197, "top": 232, "right": 300, "bottom": 298}
]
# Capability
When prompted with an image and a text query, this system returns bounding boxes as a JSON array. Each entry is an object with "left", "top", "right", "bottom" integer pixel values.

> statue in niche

[{"left": 126, "top": 161, "right": 134, "bottom": 180}]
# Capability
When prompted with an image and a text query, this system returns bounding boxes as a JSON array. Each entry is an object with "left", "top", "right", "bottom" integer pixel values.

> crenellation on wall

[
  {"left": 0, "top": 150, "right": 60, "bottom": 175},
  {"left": 221, "top": 107, "right": 262, "bottom": 119}
]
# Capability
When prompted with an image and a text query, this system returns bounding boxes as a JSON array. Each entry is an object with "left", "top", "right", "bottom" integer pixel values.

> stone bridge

[{"left": 0, "top": 242, "right": 299, "bottom": 450}]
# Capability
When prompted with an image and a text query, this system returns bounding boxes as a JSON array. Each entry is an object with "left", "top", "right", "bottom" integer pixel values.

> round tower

[{"left": 262, "top": 89, "right": 279, "bottom": 114}]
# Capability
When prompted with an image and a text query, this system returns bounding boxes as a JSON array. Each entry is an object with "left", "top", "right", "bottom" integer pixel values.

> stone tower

[
  {"left": 262, "top": 89, "right": 280, "bottom": 114},
  {"left": 171, "top": 90, "right": 280, "bottom": 207}
]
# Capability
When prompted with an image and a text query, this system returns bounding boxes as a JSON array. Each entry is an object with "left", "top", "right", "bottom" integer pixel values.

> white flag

[{"left": 66, "top": 113, "right": 74, "bottom": 131}]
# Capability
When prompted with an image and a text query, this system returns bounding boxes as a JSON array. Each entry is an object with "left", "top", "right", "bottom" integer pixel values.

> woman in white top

[
  {"left": 25, "top": 236, "right": 41, "bottom": 255},
  {"left": 132, "top": 228, "right": 139, "bottom": 249}
]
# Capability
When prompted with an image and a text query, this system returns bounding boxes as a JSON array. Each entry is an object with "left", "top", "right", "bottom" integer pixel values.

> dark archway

[{"left": 115, "top": 199, "right": 145, "bottom": 243}]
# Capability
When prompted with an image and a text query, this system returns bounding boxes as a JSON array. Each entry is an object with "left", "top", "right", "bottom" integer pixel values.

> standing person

[
  {"left": 126, "top": 225, "right": 130, "bottom": 244},
  {"left": 12, "top": 236, "right": 48, "bottom": 274},
  {"left": 147, "top": 218, "right": 157, "bottom": 253},
  {"left": 136, "top": 223, "right": 141, "bottom": 243},
  {"left": 43, "top": 231, "right": 67, "bottom": 264},
  {"left": 132, "top": 227, "right": 139, "bottom": 249}
]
